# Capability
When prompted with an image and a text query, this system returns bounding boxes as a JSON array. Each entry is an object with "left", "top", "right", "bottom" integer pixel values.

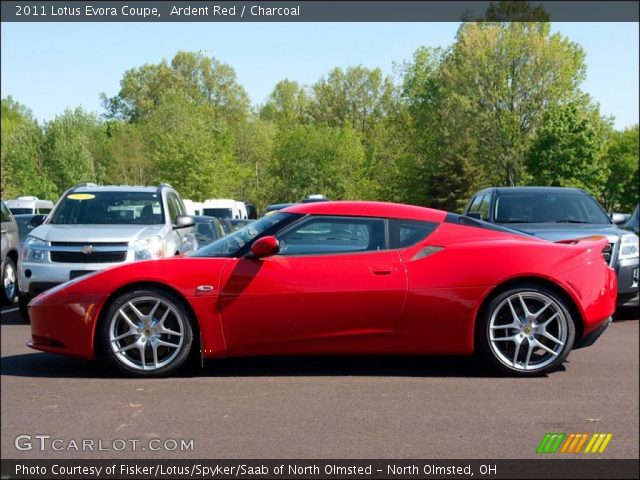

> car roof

[
  {"left": 192, "top": 215, "right": 220, "bottom": 222},
  {"left": 477, "top": 186, "right": 585, "bottom": 195},
  {"left": 72, "top": 185, "right": 162, "bottom": 193},
  {"left": 283, "top": 201, "right": 447, "bottom": 222}
]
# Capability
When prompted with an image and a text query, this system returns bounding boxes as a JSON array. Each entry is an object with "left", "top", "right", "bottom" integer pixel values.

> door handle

[{"left": 370, "top": 265, "right": 396, "bottom": 275}]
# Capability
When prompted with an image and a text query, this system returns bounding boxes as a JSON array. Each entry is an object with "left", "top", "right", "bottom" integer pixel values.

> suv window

[
  {"left": 166, "top": 193, "right": 185, "bottom": 222},
  {"left": 467, "top": 195, "right": 483, "bottom": 214},
  {"left": 278, "top": 216, "right": 386, "bottom": 255},
  {"left": 389, "top": 219, "right": 438, "bottom": 248},
  {"left": 49, "top": 191, "right": 164, "bottom": 225},
  {"left": 478, "top": 194, "right": 491, "bottom": 221}
]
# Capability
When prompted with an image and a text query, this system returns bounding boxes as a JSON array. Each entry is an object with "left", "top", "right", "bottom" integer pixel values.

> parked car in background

[
  {"left": 202, "top": 199, "right": 248, "bottom": 219},
  {"left": 18, "top": 183, "right": 196, "bottom": 321},
  {"left": 1, "top": 200, "right": 20, "bottom": 305},
  {"left": 624, "top": 204, "right": 639, "bottom": 235},
  {"left": 245, "top": 204, "right": 258, "bottom": 220},
  {"left": 27, "top": 201, "right": 616, "bottom": 377},
  {"left": 261, "top": 203, "right": 296, "bottom": 216},
  {"left": 5, "top": 196, "right": 54, "bottom": 215},
  {"left": 219, "top": 218, "right": 234, "bottom": 236},
  {"left": 193, "top": 215, "right": 225, "bottom": 248},
  {"left": 464, "top": 187, "right": 639, "bottom": 307},
  {"left": 229, "top": 219, "right": 254, "bottom": 232},
  {"left": 13, "top": 214, "right": 38, "bottom": 249},
  {"left": 301, "top": 194, "right": 329, "bottom": 203},
  {"left": 182, "top": 199, "right": 204, "bottom": 216}
]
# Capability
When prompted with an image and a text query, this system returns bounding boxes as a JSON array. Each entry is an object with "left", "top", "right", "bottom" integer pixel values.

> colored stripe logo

[{"left": 537, "top": 433, "right": 612, "bottom": 454}]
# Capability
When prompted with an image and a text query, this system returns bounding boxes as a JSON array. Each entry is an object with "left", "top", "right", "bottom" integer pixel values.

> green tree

[
  {"left": 441, "top": 21, "right": 586, "bottom": 186},
  {"left": 42, "top": 108, "right": 104, "bottom": 194},
  {"left": 601, "top": 125, "right": 639, "bottom": 212},
  {"left": 102, "top": 51, "right": 250, "bottom": 125},
  {"left": 268, "top": 125, "right": 366, "bottom": 203},
  {"left": 259, "top": 80, "right": 310, "bottom": 126},
  {"left": 144, "top": 90, "right": 247, "bottom": 200},
  {"left": 526, "top": 100, "right": 610, "bottom": 198}
]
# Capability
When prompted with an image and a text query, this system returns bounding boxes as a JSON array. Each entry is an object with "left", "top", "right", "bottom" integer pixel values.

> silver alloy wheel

[
  {"left": 488, "top": 291, "right": 568, "bottom": 372},
  {"left": 3, "top": 261, "right": 16, "bottom": 301},
  {"left": 108, "top": 296, "right": 185, "bottom": 371}
]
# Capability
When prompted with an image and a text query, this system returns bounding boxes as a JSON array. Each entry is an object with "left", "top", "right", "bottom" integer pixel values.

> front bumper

[
  {"left": 615, "top": 256, "right": 639, "bottom": 306},
  {"left": 19, "top": 260, "right": 121, "bottom": 296},
  {"left": 27, "top": 290, "right": 103, "bottom": 359}
]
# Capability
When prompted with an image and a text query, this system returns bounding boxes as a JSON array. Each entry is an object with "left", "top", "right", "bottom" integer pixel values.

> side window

[
  {"left": 389, "top": 219, "right": 438, "bottom": 248},
  {"left": 478, "top": 194, "right": 491, "bottom": 221},
  {"left": 38, "top": 208, "right": 52, "bottom": 214},
  {"left": 174, "top": 195, "right": 187, "bottom": 216},
  {"left": 277, "top": 216, "right": 386, "bottom": 255},
  {"left": 467, "top": 195, "right": 482, "bottom": 213},
  {"left": 166, "top": 194, "right": 179, "bottom": 222}
]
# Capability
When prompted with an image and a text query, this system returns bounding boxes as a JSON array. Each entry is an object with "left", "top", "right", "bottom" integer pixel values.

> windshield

[
  {"left": 203, "top": 207, "right": 233, "bottom": 219},
  {"left": 9, "top": 208, "right": 34, "bottom": 215},
  {"left": 495, "top": 192, "right": 611, "bottom": 224},
  {"left": 191, "top": 213, "right": 293, "bottom": 257},
  {"left": 49, "top": 191, "right": 164, "bottom": 225}
]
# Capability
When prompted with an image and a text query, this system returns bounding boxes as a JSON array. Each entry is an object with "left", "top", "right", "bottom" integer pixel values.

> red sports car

[{"left": 27, "top": 201, "right": 616, "bottom": 377}]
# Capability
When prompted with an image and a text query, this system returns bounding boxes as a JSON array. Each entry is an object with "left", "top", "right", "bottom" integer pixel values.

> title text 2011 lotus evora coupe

[{"left": 27, "top": 201, "right": 616, "bottom": 377}]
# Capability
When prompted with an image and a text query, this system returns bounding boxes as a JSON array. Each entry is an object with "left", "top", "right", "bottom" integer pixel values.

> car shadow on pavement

[
  {"left": 613, "top": 306, "right": 639, "bottom": 321},
  {"left": 0, "top": 351, "right": 553, "bottom": 379}
]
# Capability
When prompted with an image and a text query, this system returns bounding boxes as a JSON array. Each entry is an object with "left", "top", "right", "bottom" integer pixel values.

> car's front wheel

[
  {"left": 100, "top": 288, "right": 194, "bottom": 377},
  {"left": 478, "top": 284, "right": 575, "bottom": 376}
]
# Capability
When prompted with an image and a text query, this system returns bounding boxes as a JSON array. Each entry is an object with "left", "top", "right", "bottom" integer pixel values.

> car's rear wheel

[
  {"left": 478, "top": 285, "right": 575, "bottom": 376},
  {"left": 1, "top": 256, "right": 17, "bottom": 306},
  {"left": 100, "top": 288, "right": 194, "bottom": 377}
]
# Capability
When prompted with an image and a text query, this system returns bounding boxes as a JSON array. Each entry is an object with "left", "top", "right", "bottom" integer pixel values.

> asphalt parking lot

[{"left": 1, "top": 304, "right": 638, "bottom": 460}]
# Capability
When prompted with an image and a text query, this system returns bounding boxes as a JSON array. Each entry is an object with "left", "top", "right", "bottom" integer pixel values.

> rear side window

[
  {"left": 389, "top": 219, "right": 438, "bottom": 248},
  {"left": 278, "top": 216, "right": 386, "bottom": 255},
  {"left": 478, "top": 195, "right": 491, "bottom": 221},
  {"left": 467, "top": 195, "right": 482, "bottom": 214}
]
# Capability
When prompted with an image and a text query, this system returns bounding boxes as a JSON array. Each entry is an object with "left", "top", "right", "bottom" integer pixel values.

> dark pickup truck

[{"left": 463, "top": 187, "right": 639, "bottom": 307}]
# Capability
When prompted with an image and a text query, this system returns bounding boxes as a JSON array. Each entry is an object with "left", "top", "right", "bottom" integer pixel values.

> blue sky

[{"left": 1, "top": 22, "right": 638, "bottom": 129}]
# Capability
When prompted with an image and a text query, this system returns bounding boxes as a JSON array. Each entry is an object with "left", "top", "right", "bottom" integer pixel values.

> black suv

[{"left": 463, "top": 187, "right": 639, "bottom": 307}]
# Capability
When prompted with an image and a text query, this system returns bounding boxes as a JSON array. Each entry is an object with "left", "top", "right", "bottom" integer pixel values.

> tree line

[{"left": 2, "top": 19, "right": 638, "bottom": 213}]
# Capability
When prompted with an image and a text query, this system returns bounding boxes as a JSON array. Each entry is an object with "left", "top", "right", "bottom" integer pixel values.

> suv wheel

[
  {"left": 1, "top": 256, "right": 17, "bottom": 305},
  {"left": 100, "top": 288, "right": 194, "bottom": 377},
  {"left": 478, "top": 284, "right": 575, "bottom": 376}
]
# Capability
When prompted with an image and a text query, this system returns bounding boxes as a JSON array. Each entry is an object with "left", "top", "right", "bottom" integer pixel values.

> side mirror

[
  {"left": 30, "top": 215, "right": 46, "bottom": 227},
  {"left": 249, "top": 236, "right": 280, "bottom": 259},
  {"left": 465, "top": 212, "right": 482, "bottom": 220},
  {"left": 610, "top": 213, "right": 628, "bottom": 225},
  {"left": 173, "top": 215, "right": 195, "bottom": 229}
]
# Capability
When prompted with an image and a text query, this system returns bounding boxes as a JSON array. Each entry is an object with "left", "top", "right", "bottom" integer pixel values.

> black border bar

[
  {"left": 1, "top": 459, "right": 639, "bottom": 479},
  {"left": 0, "top": 1, "right": 638, "bottom": 22}
]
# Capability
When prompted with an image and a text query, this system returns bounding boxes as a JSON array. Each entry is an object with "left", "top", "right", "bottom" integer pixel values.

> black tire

[
  {"left": 477, "top": 283, "right": 576, "bottom": 376},
  {"left": 100, "top": 288, "right": 194, "bottom": 377},
  {"left": 18, "top": 293, "right": 32, "bottom": 324},
  {"left": 1, "top": 255, "right": 18, "bottom": 306}
]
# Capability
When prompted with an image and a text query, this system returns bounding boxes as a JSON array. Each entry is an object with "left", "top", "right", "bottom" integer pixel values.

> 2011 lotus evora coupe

[{"left": 27, "top": 201, "right": 617, "bottom": 377}]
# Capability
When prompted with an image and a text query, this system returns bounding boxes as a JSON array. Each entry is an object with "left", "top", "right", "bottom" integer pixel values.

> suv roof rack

[
  {"left": 71, "top": 182, "right": 98, "bottom": 190},
  {"left": 159, "top": 183, "right": 173, "bottom": 188}
]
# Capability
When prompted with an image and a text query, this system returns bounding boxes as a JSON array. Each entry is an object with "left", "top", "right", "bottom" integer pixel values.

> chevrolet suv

[
  {"left": 464, "top": 187, "right": 639, "bottom": 308},
  {"left": 18, "top": 184, "right": 197, "bottom": 321}
]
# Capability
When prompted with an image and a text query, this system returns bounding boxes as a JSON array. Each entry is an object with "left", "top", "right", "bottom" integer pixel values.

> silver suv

[{"left": 18, "top": 184, "right": 196, "bottom": 321}]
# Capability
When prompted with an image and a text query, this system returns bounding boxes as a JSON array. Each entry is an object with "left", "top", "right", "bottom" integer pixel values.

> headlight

[
  {"left": 21, "top": 237, "right": 48, "bottom": 263},
  {"left": 132, "top": 235, "right": 165, "bottom": 260},
  {"left": 619, "top": 234, "right": 639, "bottom": 260}
]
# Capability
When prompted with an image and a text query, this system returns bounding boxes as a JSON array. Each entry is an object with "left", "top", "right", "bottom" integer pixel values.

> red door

[{"left": 218, "top": 249, "right": 407, "bottom": 353}]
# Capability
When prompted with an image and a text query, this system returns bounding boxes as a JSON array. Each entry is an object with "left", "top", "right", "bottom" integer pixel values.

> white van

[
  {"left": 182, "top": 199, "right": 204, "bottom": 216},
  {"left": 202, "top": 199, "right": 247, "bottom": 219},
  {"left": 5, "top": 196, "right": 55, "bottom": 215}
]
